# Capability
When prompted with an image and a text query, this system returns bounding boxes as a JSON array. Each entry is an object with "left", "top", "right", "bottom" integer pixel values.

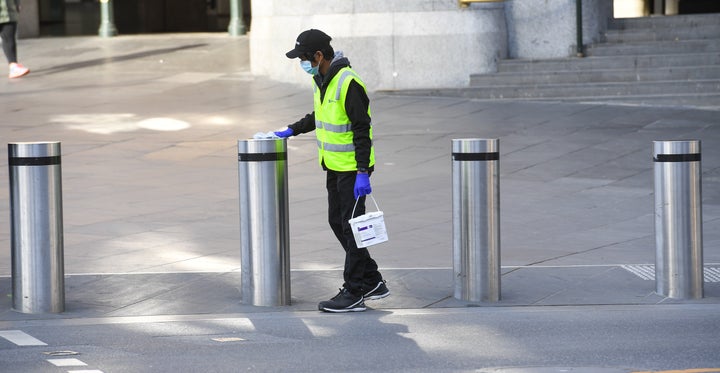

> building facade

[
  {"left": 250, "top": 0, "right": 612, "bottom": 90},
  {"left": 15, "top": 0, "right": 720, "bottom": 90}
]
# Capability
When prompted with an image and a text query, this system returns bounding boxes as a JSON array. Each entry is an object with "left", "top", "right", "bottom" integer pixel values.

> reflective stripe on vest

[
  {"left": 313, "top": 66, "right": 374, "bottom": 171},
  {"left": 334, "top": 70, "right": 358, "bottom": 100},
  {"left": 316, "top": 140, "right": 355, "bottom": 152},
  {"left": 315, "top": 120, "right": 352, "bottom": 133}
]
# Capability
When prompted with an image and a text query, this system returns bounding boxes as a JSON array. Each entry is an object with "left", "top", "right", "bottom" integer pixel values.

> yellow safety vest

[{"left": 313, "top": 67, "right": 374, "bottom": 172}]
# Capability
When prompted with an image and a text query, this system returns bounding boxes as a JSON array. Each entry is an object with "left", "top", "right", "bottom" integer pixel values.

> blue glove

[
  {"left": 354, "top": 173, "right": 372, "bottom": 199},
  {"left": 274, "top": 128, "right": 294, "bottom": 138}
]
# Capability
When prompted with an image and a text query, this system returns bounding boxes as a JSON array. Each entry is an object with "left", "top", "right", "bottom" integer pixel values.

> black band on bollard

[
  {"left": 238, "top": 152, "right": 287, "bottom": 162},
  {"left": 9, "top": 156, "right": 62, "bottom": 166},
  {"left": 452, "top": 152, "right": 499, "bottom": 161},
  {"left": 654, "top": 154, "right": 701, "bottom": 163}
]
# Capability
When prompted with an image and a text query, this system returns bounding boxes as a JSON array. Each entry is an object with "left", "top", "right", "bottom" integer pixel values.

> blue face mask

[{"left": 300, "top": 60, "right": 319, "bottom": 76}]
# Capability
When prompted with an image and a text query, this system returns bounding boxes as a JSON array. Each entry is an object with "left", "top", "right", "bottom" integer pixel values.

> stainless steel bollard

[
  {"left": 238, "top": 139, "right": 290, "bottom": 306},
  {"left": 653, "top": 140, "right": 703, "bottom": 299},
  {"left": 9, "top": 142, "right": 65, "bottom": 313},
  {"left": 452, "top": 138, "right": 500, "bottom": 302}
]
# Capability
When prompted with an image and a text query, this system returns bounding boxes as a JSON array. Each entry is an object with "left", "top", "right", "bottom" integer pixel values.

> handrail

[{"left": 459, "top": 0, "right": 504, "bottom": 8}]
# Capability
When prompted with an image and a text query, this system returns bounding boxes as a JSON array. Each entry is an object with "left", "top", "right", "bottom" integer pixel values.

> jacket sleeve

[
  {"left": 287, "top": 112, "right": 316, "bottom": 135},
  {"left": 345, "top": 79, "right": 373, "bottom": 170}
]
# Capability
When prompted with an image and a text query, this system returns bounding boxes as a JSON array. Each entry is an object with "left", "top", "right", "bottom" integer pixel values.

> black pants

[
  {"left": 326, "top": 170, "right": 383, "bottom": 296},
  {"left": 0, "top": 22, "right": 18, "bottom": 64}
]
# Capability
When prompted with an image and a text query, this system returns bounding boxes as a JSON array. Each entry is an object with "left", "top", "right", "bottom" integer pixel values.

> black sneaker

[
  {"left": 318, "top": 288, "right": 366, "bottom": 313},
  {"left": 364, "top": 280, "right": 390, "bottom": 301}
]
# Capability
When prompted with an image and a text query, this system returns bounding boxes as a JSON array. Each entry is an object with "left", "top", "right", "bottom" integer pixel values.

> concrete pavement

[{"left": 0, "top": 33, "right": 719, "bottom": 322}]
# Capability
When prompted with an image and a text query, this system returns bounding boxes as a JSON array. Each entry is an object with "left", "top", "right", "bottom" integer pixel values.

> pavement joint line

[
  {"left": 632, "top": 369, "right": 720, "bottom": 373},
  {"left": 3, "top": 264, "right": 720, "bottom": 278},
  {"left": 2, "top": 303, "right": 719, "bottom": 329}
]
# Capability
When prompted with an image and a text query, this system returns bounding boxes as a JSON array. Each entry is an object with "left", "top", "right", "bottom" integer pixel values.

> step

[
  {"left": 603, "top": 24, "right": 720, "bottom": 43},
  {"left": 550, "top": 93, "right": 720, "bottom": 108},
  {"left": 436, "top": 80, "right": 720, "bottom": 99},
  {"left": 443, "top": 13, "right": 720, "bottom": 108},
  {"left": 480, "top": 92, "right": 720, "bottom": 107},
  {"left": 497, "top": 53, "right": 720, "bottom": 73},
  {"left": 387, "top": 89, "right": 720, "bottom": 109},
  {"left": 470, "top": 65, "right": 720, "bottom": 86},
  {"left": 609, "top": 13, "right": 720, "bottom": 30},
  {"left": 587, "top": 38, "right": 720, "bottom": 56}
]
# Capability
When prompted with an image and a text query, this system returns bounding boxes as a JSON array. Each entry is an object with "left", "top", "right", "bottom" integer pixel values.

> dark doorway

[
  {"left": 115, "top": 0, "right": 206, "bottom": 34},
  {"left": 38, "top": 0, "right": 252, "bottom": 36},
  {"left": 679, "top": 0, "right": 720, "bottom": 14},
  {"left": 114, "top": 0, "right": 252, "bottom": 34}
]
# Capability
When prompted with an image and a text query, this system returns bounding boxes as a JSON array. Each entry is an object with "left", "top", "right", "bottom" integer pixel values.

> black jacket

[{"left": 287, "top": 55, "right": 373, "bottom": 172}]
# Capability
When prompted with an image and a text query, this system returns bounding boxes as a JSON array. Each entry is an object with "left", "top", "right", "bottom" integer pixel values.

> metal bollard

[
  {"left": 452, "top": 138, "right": 500, "bottom": 302},
  {"left": 8, "top": 142, "right": 65, "bottom": 313},
  {"left": 238, "top": 139, "right": 291, "bottom": 306},
  {"left": 653, "top": 140, "right": 703, "bottom": 299}
]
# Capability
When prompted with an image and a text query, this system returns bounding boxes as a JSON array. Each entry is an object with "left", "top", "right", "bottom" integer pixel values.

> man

[{"left": 274, "top": 29, "right": 389, "bottom": 313}]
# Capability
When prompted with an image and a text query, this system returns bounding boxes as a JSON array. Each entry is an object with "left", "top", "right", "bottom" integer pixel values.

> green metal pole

[
  {"left": 228, "top": 0, "right": 247, "bottom": 36},
  {"left": 576, "top": 0, "right": 584, "bottom": 57},
  {"left": 98, "top": 0, "right": 118, "bottom": 37}
]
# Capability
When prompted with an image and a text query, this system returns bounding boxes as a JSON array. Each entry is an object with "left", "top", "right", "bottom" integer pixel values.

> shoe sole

[
  {"left": 365, "top": 291, "right": 390, "bottom": 301},
  {"left": 9, "top": 70, "right": 30, "bottom": 79},
  {"left": 363, "top": 281, "right": 389, "bottom": 300},
  {"left": 321, "top": 306, "right": 367, "bottom": 313},
  {"left": 318, "top": 297, "right": 366, "bottom": 313}
]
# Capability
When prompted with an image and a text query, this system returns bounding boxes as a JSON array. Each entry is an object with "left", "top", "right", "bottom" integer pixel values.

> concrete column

[
  {"left": 654, "top": 0, "right": 663, "bottom": 14},
  {"left": 665, "top": 0, "right": 679, "bottom": 15},
  {"left": 98, "top": 0, "right": 118, "bottom": 37},
  {"left": 506, "top": 0, "right": 577, "bottom": 58},
  {"left": 614, "top": 0, "right": 649, "bottom": 17},
  {"left": 17, "top": 0, "right": 40, "bottom": 38},
  {"left": 228, "top": 0, "right": 246, "bottom": 36}
]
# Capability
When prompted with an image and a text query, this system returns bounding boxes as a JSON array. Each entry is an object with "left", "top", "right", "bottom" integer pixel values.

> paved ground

[
  {"left": 0, "top": 33, "right": 719, "bottom": 323},
  {"left": 1, "top": 304, "right": 718, "bottom": 373}
]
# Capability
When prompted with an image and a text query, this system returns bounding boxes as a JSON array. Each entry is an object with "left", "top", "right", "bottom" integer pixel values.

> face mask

[{"left": 300, "top": 60, "right": 319, "bottom": 76}]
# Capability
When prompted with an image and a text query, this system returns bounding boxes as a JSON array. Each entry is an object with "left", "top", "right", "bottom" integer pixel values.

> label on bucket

[{"left": 349, "top": 211, "right": 388, "bottom": 248}]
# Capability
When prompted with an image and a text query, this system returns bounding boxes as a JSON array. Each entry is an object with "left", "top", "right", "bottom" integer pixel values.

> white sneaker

[{"left": 9, "top": 63, "right": 30, "bottom": 79}]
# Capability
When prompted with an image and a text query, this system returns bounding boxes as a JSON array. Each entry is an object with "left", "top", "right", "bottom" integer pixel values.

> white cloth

[{"left": 252, "top": 131, "right": 279, "bottom": 139}]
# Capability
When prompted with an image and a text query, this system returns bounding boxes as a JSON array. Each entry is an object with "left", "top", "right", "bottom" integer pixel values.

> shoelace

[{"left": 331, "top": 288, "right": 347, "bottom": 300}]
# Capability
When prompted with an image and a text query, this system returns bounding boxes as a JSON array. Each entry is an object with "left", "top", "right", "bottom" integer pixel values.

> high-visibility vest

[{"left": 313, "top": 67, "right": 374, "bottom": 172}]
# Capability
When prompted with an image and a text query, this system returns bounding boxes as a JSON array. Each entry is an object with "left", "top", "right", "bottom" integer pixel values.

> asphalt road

[{"left": 1, "top": 304, "right": 718, "bottom": 372}]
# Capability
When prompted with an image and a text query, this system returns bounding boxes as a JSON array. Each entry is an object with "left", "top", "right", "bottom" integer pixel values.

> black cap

[{"left": 286, "top": 29, "right": 332, "bottom": 59}]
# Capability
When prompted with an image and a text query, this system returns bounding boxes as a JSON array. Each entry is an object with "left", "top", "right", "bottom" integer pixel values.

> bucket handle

[{"left": 351, "top": 194, "right": 380, "bottom": 219}]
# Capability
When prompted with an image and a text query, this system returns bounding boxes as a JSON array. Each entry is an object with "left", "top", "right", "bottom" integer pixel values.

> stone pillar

[
  {"left": 665, "top": 0, "right": 679, "bottom": 15},
  {"left": 98, "top": 0, "right": 118, "bottom": 37},
  {"left": 17, "top": 0, "right": 40, "bottom": 38},
  {"left": 250, "top": 0, "right": 507, "bottom": 90},
  {"left": 506, "top": 0, "right": 576, "bottom": 58},
  {"left": 228, "top": 0, "right": 246, "bottom": 36},
  {"left": 614, "top": 0, "right": 649, "bottom": 17}
]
